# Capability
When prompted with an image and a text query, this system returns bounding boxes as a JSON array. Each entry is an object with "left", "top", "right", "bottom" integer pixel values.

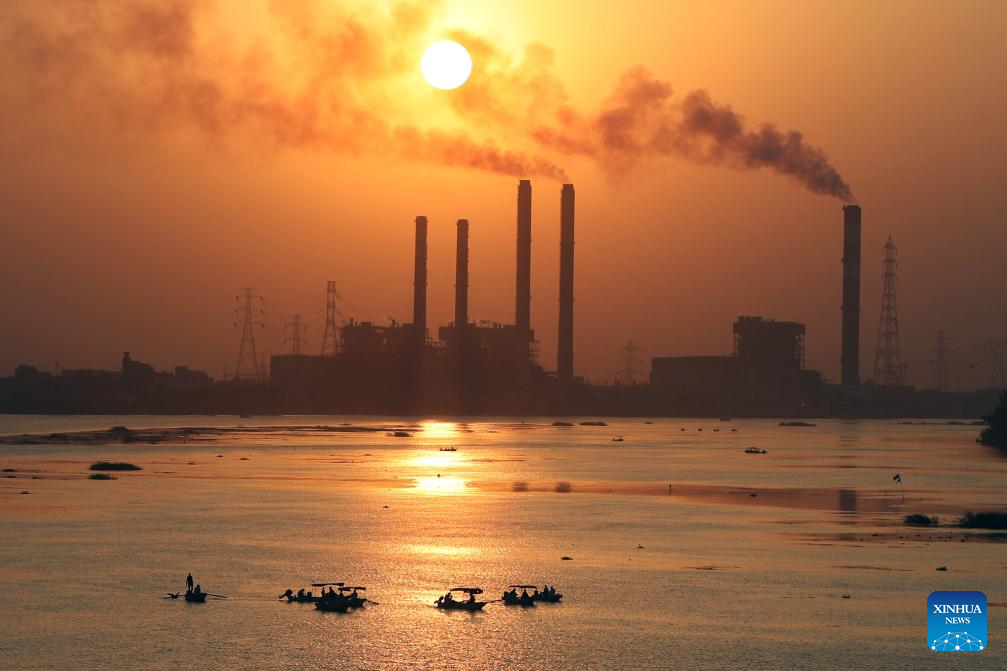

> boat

[
  {"left": 184, "top": 590, "right": 208, "bottom": 603},
  {"left": 387, "top": 430, "right": 412, "bottom": 437},
  {"left": 337, "top": 585, "right": 368, "bottom": 608},
  {"left": 744, "top": 447, "right": 767, "bottom": 454},
  {"left": 315, "top": 596, "right": 351, "bottom": 612},
  {"left": 532, "top": 586, "right": 563, "bottom": 603},
  {"left": 502, "top": 585, "right": 538, "bottom": 606},
  {"left": 551, "top": 421, "right": 574, "bottom": 427},
  {"left": 313, "top": 582, "right": 358, "bottom": 612},
  {"left": 438, "top": 447, "right": 457, "bottom": 452},
  {"left": 435, "top": 587, "right": 487, "bottom": 611},
  {"left": 612, "top": 436, "right": 624, "bottom": 442},
  {"left": 579, "top": 421, "right": 608, "bottom": 426},
  {"left": 280, "top": 582, "right": 343, "bottom": 604}
]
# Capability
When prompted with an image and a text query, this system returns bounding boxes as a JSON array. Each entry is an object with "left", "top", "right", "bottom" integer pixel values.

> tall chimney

[
  {"left": 515, "top": 180, "right": 532, "bottom": 334},
  {"left": 455, "top": 219, "right": 469, "bottom": 334},
  {"left": 841, "top": 204, "right": 861, "bottom": 387},
  {"left": 413, "top": 216, "right": 428, "bottom": 347},
  {"left": 558, "top": 184, "right": 575, "bottom": 382}
]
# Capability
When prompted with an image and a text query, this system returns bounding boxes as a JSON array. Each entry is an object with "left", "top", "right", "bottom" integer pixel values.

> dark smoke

[
  {"left": 0, "top": 2, "right": 851, "bottom": 198},
  {"left": 532, "top": 67, "right": 854, "bottom": 200}
]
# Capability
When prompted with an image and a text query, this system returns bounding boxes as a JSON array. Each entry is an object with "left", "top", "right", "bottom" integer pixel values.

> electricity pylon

[
  {"left": 284, "top": 315, "right": 307, "bottom": 355},
  {"left": 872, "top": 235, "right": 905, "bottom": 385},
  {"left": 234, "top": 287, "right": 264, "bottom": 381},
  {"left": 321, "top": 281, "right": 342, "bottom": 356}
]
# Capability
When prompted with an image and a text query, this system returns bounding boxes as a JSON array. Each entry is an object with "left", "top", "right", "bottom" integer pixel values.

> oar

[{"left": 205, "top": 593, "right": 227, "bottom": 599}]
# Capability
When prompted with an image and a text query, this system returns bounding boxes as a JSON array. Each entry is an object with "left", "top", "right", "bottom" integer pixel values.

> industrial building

[
  {"left": 649, "top": 315, "right": 822, "bottom": 415},
  {"left": 270, "top": 181, "right": 579, "bottom": 413}
]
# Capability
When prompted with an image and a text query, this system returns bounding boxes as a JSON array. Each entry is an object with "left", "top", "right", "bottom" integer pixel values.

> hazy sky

[{"left": 2, "top": 0, "right": 1005, "bottom": 389}]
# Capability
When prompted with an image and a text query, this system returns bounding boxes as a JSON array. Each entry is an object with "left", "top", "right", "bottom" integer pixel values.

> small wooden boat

[
  {"left": 281, "top": 582, "right": 343, "bottom": 604},
  {"left": 435, "top": 587, "right": 487, "bottom": 611},
  {"left": 315, "top": 597, "right": 351, "bottom": 613},
  {"left": 438, "top": 447, "right": 457, "bottom": 452},
  {"left": 184, "top": 590, "right": 207, "bottom": 603},
  {"left": 502, "top": 585, "right": 537, "bottom": 606},
  {"left": 612, "top": 436, "right": 624, "bottom": 442},
  {"left": 744, "top": 447, "right": 767, "bottom": 454},
  {"left": 532, "top": 590, "right": 563, "bottom": 603},
  {"left": 337, "top": 585, "right": 368, "bottom": 608},
  {"left": 437, "top": 599, "right": 486, "bottom": 611}
]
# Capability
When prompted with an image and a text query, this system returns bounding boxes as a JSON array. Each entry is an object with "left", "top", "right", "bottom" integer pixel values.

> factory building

[
  {"left": 733, "top": 316, "right": 805, "bottom": 375},
  {"left": 270, "top": 181, "right": 577, "bottom": 413}
]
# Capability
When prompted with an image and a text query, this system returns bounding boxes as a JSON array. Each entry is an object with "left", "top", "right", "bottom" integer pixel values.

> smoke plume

[{"left": 0, "top": 1, "right": 852, "bottom": 198}]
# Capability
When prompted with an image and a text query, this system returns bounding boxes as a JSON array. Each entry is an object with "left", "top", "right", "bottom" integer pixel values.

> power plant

[
  {"left": 4, "top": 188, "right": 1002, "bottom": 418},
  {"left": 269, "top": 182, "right": 579, "bottom": 413}
]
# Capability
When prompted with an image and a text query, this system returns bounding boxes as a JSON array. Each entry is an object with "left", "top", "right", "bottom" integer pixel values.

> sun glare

[
  {"left": 420, "top": 40, "right": 472, "bottom": 90},
  {"left": 414, "top": 476, "right": 468, "bottom": 494}
]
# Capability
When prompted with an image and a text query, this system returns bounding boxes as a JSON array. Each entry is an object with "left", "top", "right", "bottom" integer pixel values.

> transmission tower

[
  {"left": 284, "top": 315, "right": 307, "bottom": 355},
  {"left": 234, "top": 287, "right": 264, "bottom": 381},
  {"left": 321, "top": 281, "right": 343, "bottom": 355},
  {"left": 872, "top": 235, "right": 905, "bottom": 386},
  {"left": 617, "top": 339, "right": 645, "bottom": 385},
  {"left": 986, "top": 340, "right": 1007, "bottom": 389},
  {"left": 931, "top": 330, "right": 953, "bottom": 392}
]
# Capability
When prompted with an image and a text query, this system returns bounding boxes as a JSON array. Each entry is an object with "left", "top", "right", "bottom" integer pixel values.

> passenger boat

[
  {"left": 387, "top": 430, "right": 412, "bottom": 437},
  {"left": 280, "top": 582, "right": 344, "bottom": 604},
  {"left": 438, "top": 447, "right": 457, "bottom": 452},
  {"left": 532, "top": 588, "right": 563, "bottom": 603},
  {"left": 315, "top": 596, "right": 351, "bottom": 612},
  {"left": 502, "top": 585, "right": 537, "bottom": 606},
  {"left": 435, "top": 587, "right": 487, "bottom": 611},
  {"left": 337, "top": 585, "right": 368, "bottom": 608}
]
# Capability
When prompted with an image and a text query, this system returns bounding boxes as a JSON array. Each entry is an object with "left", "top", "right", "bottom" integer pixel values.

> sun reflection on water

[
  {"left": 403, "top": 543, "right": 479, "bottom": 557},
  {"left": 418, "top": 421, "right": 460, "bottom": 441},
  {"left": 414, "top": 475, "right": 468, "bottom": 494}
]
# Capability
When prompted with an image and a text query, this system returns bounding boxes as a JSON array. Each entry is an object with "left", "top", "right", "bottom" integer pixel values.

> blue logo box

[{"left": 928, "top": 591, "right": 987, "bottom": 651}]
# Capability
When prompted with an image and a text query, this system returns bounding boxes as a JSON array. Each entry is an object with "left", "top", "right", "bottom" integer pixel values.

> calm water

[{"left": 0, "top": 416, "right": 1004, "bottom": 670}]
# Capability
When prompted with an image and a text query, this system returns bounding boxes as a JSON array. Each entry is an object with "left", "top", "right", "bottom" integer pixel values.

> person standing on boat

[{"left": 186, "top": 573, "right": 194, "bottom": 593}]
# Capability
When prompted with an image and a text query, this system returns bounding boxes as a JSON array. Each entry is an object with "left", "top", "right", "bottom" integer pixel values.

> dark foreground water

[{"left": 0, "top": 416, "right": 1004, "bottom": 670}]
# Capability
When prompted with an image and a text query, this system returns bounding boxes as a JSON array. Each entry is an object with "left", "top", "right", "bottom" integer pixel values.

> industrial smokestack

[
  {"left": 455, "top": 219, "right": 469, "bottom": 334},
  {"left": 841, "top": 204, "right": 861, "bottom": 387},
  {"left": 413, "top": 216, "right": 428, "bottom": 347},
  {"left": 558, "top": 184, "right": 575, "bottom": 382},
  {"left": 515, "top": 180, "right": 532, "bottom": 334}
]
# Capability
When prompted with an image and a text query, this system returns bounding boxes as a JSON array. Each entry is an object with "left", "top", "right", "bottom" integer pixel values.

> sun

[{"left": 420, "top": 40, "right": 472, "bottom": 90}]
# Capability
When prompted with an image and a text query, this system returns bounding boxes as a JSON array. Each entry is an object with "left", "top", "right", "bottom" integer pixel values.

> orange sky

[{"left": 1, "top": 0, "right": 1005, "bottom": 389}]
